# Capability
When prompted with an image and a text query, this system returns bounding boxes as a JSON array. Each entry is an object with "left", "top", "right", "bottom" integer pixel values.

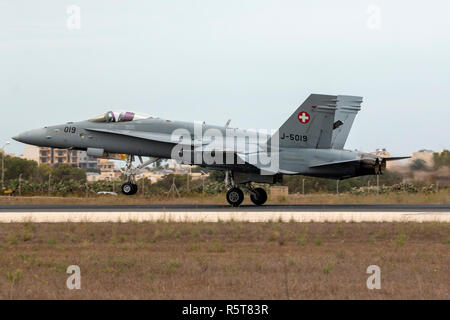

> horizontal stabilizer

[
  {"left": 309, "top": 159, "right": 359, "bottom": 169},
  {"left": 384, "top": 156, "right": 411, "bottom": 161}
]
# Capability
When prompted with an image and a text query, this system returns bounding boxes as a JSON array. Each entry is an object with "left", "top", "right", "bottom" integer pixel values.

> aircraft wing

[
  {"left": 193, "top": 137, "right": 279, "bottom": 174},
  {"left": 85, "top": 128, "right": 209, "bottom": 146},
  {"left": 194, "top": 135, "right": 262, "bottom": 154}
]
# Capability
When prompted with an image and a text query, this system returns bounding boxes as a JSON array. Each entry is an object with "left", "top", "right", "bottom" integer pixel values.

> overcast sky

[{"left": 1, "top": 0, "right": 449, "bottom": 156}]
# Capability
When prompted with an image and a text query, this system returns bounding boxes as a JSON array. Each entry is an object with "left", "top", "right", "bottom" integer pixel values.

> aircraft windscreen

[{"left": 89, "top": 111, "right": 153, "bottom": 123}]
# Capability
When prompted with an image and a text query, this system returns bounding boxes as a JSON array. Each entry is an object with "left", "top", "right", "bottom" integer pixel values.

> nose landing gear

[
  {"left": 121, "top": 155, "right": 159, "bottom": 196},
  {"left": 121, "top": 181, "right": 138, "bottom": 195}
]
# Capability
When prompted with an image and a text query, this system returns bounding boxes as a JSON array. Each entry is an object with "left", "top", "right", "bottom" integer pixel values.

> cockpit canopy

[{"left": 89, "top": 111, "right": 154, "bottom": 123}]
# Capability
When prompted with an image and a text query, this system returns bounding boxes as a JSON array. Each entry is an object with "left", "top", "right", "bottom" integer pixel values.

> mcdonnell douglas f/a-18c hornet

[{"left": 13, "top": 94, "right": 409, "bottom": 206}]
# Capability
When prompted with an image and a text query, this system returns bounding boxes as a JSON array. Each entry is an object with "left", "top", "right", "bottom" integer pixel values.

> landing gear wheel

[
  {"left": 250, "top": 187, "right": 268, "bottom": 206},
  {"left": 226, "top": 187, "right": 244, "bottom": 207},
  {"left": 131, "top": 183, "right": 138, "bottom": 195},
  {"left": 122, "top": 182, "right": 138, "bottom": 195}
]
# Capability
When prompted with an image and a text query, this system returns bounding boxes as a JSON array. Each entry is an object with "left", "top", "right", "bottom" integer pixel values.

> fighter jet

[{"left": 13, "top": 94, "right": 409, "bottom": 206}]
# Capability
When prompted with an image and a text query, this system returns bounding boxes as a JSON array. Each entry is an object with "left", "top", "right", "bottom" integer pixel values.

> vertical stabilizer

[
  {"left": 268, "top": 94, "right": 338, "bottom": 149},
  {"left": 331, "top": 95, "right": 363, "bottom": 149}
]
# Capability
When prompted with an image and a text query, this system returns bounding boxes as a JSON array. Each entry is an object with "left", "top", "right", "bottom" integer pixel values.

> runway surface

[
  {"left": 1, "top": 204, "right": 449, "bottom": 212},
  {"left": 0, "top": 204, "right": 449, "bottom": 223}
]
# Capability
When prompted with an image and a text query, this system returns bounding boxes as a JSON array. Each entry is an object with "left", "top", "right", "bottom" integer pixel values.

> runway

[
  {"left": 1, "top": 204, "right": 449, "bottom": 212},
  {"left": 0, "top": 204, "right": 449, "bottom": 223}
]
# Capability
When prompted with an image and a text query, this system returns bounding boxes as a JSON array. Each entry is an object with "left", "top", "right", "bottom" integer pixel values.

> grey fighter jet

[{"left": 13, "top": 94, "right": 409, "bottom": 206}]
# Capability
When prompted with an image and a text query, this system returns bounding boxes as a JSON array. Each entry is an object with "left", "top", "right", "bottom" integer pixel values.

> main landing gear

[
  {"left": 121, "top": 155, "right": 159, "bottom": 196},
  {"left": 249, "top": 187, "right": 268, "bottom": 206},
  {"left": 224, "top": 171, "right": 268, "bottom": 207},
  {"left": 226, "top": 187, "right": 244, "bottom": 207}
]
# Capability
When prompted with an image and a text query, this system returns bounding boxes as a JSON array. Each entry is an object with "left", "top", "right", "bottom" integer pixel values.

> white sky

[{"left": 1, "top": 0, "right": 449, "bottom": 156}]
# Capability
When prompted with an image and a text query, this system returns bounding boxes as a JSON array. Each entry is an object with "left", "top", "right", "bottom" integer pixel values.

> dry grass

[
  {"left": 0, "top": 221, "right": 448, "bottom": 299},
  {"left": 0, "top": 189, "right": 448, "bottom": 206}
]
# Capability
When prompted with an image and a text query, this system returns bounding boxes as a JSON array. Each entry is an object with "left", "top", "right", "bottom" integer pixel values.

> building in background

[
  {"left": 411, "top": 150, "right": 435, "bottom": 167},
  {"left": 22, "top": 145, "right": 97, "bottom": 170},
  {"left": 87, "top": 159, "right": 121, "bottom": 182},
  {"left": 167, "top": 159, "right": 192, "bottom": 174},
  {"left": 38, "top": 147, "right": 79, "bottom": 167},
  {"left": 97, "top": 159, "right": 115, "bottom": 172},
  {"left": 22, "top": 145, "right": 78, "bottom": 166},
  {"left": 23, "top": 144, "right": 40, "bottom": 163},
  {"left": 78, "top": 152, "right": 99, "bottom": 171},
  {"left": 135, "top": 171, "right": 165, "bottom": 183},
  {"left": 87, "top": 171, "right": 118, "bottom": 182}
]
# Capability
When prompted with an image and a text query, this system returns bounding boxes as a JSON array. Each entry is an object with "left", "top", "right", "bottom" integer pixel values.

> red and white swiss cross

[{"left": 298, "top": 111, "right": 310, "bottom": 124}]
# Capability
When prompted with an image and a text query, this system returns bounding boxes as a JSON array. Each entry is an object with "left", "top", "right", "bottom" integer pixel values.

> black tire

[
  {"left": 226, "top": 187, "right": 244, "bottom": 207},
  {"left": 131, "top": 183, "right": 138, "bottom": 195},
  {"left": 122, "top": 182, "right": 137, "bottom": 195},
  {"left": 250, "top": 187, "right": 268, "bottom": 206}
]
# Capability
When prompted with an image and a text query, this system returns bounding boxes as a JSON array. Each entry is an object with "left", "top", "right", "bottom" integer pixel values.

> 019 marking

[{"left": 64, "top": 126, "right": 77, "bottom": 133}]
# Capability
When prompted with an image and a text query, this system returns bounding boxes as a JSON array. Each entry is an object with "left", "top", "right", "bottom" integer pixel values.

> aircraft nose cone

[{"left": 12, "top": 128, "right": 47, "bottom": 146}]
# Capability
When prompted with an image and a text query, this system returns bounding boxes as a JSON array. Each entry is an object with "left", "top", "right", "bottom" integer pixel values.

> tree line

[{"left": 1, "top": 153, "right": 446, "bottom": 196}]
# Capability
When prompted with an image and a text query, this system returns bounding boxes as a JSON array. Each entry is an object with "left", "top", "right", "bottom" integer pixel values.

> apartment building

[
  {"left": 39, "top": 147, "right": 79, "bottom": 167},
  {"left": 87, "top": 159, "right": 121, "bottom": 182},
  {"left": 23, "top": 144, "right": 97, "bottom": 170},
  {"left": 78, "top": 152, "right": 99, "bottom": 170}
]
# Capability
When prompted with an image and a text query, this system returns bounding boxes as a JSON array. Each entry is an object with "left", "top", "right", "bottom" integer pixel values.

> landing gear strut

[{"left": 121, "top": 155, "right": 138, "bottom": 195}]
